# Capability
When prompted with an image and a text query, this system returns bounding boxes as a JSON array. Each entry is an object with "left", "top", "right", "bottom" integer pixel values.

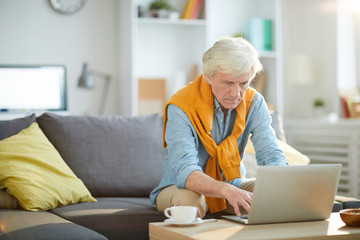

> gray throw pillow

[
  {"left": 37, "top": 113, "right": 167, "bottom": 198},
  {"left": 0, "top": 114, "right": 37, "bottom": 140}
]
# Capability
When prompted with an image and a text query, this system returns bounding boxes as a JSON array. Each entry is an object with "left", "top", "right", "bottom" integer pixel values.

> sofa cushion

[
  {"left": 37, "top": 113, "right": 167, "bottom": 197},
  {"left": 0, "top": 114, "right": 36, "bottom": 140},
  {"left": 269, "top": 110, "right": 287, "bottom": 142},
  {"left": 50, "top": 197, "right": 165, "bottom": 240},
  {"left": 0, "top": 209, "right": 107, "bottom": 240},
  {"left": 335, "top": 195, "right": 360, "bottom": 209},
  {"left": 333, "top": 201, "right": 343, "bottom": 212},
  {"left": 0, "top": 122, "right": 96, "bottom": 211},
  {"left": 244, "top": 138, "right": 310, "bottom": 178}
]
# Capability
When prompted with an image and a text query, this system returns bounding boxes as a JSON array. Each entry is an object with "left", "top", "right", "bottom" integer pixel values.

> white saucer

[{"left": 164, "top": 218, "right": 204, "bottom": 226}]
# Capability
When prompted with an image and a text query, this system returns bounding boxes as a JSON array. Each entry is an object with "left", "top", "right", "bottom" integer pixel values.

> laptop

[{"left": 222, "top": 164, "right": 342, "bottom": 225}]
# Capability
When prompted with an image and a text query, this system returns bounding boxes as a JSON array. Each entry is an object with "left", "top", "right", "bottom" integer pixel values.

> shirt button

[{"left": 220, "top": 119, "right": 223, "bottom": 122}]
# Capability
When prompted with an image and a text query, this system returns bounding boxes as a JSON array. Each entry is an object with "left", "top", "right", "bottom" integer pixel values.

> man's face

[{"left": 207, "top": 72, "right": 251, "bottom": 111}]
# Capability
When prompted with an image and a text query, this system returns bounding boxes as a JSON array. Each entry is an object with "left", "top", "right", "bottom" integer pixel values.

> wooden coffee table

[{"left": 149, "top": 213, "right": 360, "bottom": 240}]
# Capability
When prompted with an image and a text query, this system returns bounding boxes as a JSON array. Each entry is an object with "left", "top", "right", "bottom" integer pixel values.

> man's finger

[
  {"left": 241, "top": 199, "right": 251, "bottom": 213},
  {"left": 233, "top": 204, "right": 241, "bottom": 217}
]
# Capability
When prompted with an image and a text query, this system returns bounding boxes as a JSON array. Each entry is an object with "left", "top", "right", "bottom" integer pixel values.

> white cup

[{"left": 164, "top": 206, "right": 197, "bottom": 222}]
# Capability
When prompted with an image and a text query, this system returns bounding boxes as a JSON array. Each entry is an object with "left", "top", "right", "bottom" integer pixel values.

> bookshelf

[{"left": 118, "top": 0, "right": 283, "bottom": 115}]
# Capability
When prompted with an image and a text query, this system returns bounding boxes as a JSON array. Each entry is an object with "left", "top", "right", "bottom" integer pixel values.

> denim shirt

[{"left": 149, "top": 92, "right": 288, "bottom": 205}]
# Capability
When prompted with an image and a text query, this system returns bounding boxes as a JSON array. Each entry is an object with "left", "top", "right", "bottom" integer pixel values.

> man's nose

[{"left": 229, "top": 85, "right": 242, "bottom": 98}]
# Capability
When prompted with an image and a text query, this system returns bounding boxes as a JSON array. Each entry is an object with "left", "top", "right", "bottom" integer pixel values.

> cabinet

[
  {"left": 285, "top": 119, "right": 360, "bottom": 198},
  {"left": 118, "top": 0, "right": 283, "bottom": 115}
]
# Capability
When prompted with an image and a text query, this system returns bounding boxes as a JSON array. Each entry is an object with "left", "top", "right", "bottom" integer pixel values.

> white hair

[{"left": 202, "top": 37, "right": 263, "bottom": 80}]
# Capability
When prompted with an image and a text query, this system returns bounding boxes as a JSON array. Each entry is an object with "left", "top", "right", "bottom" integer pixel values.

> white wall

[
  {"left": 0, "top": 0, "right": 118, "bottom": 116},
  {"left": 282, "top": 0, "right": 338, "bottom": 118},
  {"left": 337, "top": 0, "right": 358, "bottom": 92}
]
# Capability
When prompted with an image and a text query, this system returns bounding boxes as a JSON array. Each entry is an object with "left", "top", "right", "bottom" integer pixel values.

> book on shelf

[
  {"left": 350, "top": 101, "right": 360, "bottom": 118},
  {"left": 181, "top": 0, "right": 204, "bottom": 19},
  {"left": 340, "top": 96, "right": 350, "bottom": 118},
  {"left": 247, "top": 18, "right": 272, "bottom": 52},
  {"left": 340, "top": 95, "right": 360, "bottom": 118},
  {"left": 190, "top": 0, "right": 203, "bottom": 19},
  {"left": 180, "top": 0, "right": 191, "bottom": 19}
]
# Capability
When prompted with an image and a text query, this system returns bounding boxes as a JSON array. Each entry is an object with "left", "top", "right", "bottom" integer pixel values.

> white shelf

[{"left": 137, "top": 18, "right": 206, "bottom": 26}]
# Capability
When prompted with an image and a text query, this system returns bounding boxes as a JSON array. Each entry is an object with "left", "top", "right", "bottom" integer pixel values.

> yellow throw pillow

[
  {"left": 0, "top": 122, "right": 96, "bottom": 211},
  {"left": 245, "top": 138, "right": 310, "bottom": 166}
]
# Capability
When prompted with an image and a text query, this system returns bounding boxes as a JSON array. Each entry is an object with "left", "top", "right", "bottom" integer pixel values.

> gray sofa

[
  {"left": 0, "top": 112, "right": 359, "bottom": 240},
  {"left": 0, "top": 113, "right": 170, "bottom": 240}
]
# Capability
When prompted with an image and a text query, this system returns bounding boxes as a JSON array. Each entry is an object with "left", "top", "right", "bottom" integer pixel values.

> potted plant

[
  {"left": 313, "top": 98, "right": 325, "bottom": 117},
  {"left": 149, "top": 0, "right": 172, "bottom": 18}
]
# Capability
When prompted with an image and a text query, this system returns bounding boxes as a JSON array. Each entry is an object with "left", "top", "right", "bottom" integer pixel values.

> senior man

[{"left": 150, "top": 37, "right": 288, "bottom": 218}]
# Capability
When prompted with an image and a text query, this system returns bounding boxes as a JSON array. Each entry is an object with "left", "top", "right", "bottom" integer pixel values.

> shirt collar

[
  {"left": 213, "top": 96, "right": 222, "bottom": 112},
  {"left": 213, "top": 96, "right": 233, "bottom": 115}
]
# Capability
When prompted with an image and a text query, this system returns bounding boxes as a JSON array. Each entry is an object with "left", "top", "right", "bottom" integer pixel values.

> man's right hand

[
  {"left": 221, "top": 183, "right": 252, "bottom": 216},
  {"left": 185, "top": 171, "right": 252, "bottom": 216}
]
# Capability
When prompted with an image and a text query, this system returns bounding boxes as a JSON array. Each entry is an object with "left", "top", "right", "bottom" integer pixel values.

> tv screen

[{"left": 0, "top": 65, "right": 67, "bottom": 112}]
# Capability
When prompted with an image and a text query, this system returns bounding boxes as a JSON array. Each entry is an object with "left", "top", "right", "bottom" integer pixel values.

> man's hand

[
  {"left": 185, "top": 171, "right": 252, "bottom": 216},
  {"left": 221, "top": 184, "right": 252, "bottom": 216}
]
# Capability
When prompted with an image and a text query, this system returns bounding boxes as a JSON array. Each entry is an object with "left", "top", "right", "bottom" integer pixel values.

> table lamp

[{"left": 78, "top": 62, "right": 111, "bottom": 115}]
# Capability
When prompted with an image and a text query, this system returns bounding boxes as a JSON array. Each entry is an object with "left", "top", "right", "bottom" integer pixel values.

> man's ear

[{"left": 204, "top": 74, "right": 212, "bottom": 85}]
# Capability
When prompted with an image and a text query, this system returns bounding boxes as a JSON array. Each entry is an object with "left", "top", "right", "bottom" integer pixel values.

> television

[{"left": 0, "top": 65, "right": 67, "bottom": 113}]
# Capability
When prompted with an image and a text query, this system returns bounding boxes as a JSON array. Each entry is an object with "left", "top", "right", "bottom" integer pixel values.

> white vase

[{"left": 313, "top": 106, "right": 325, "bottom": 118}]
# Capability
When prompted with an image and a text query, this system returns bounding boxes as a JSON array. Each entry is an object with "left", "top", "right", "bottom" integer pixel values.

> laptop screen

[{"left": 0, "top": 65, "right": 67, "bottom": 112}]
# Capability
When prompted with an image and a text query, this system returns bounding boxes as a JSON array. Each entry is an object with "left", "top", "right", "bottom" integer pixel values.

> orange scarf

[{"left": 163, "top": 74, "right": 255, "bottom": 213}]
